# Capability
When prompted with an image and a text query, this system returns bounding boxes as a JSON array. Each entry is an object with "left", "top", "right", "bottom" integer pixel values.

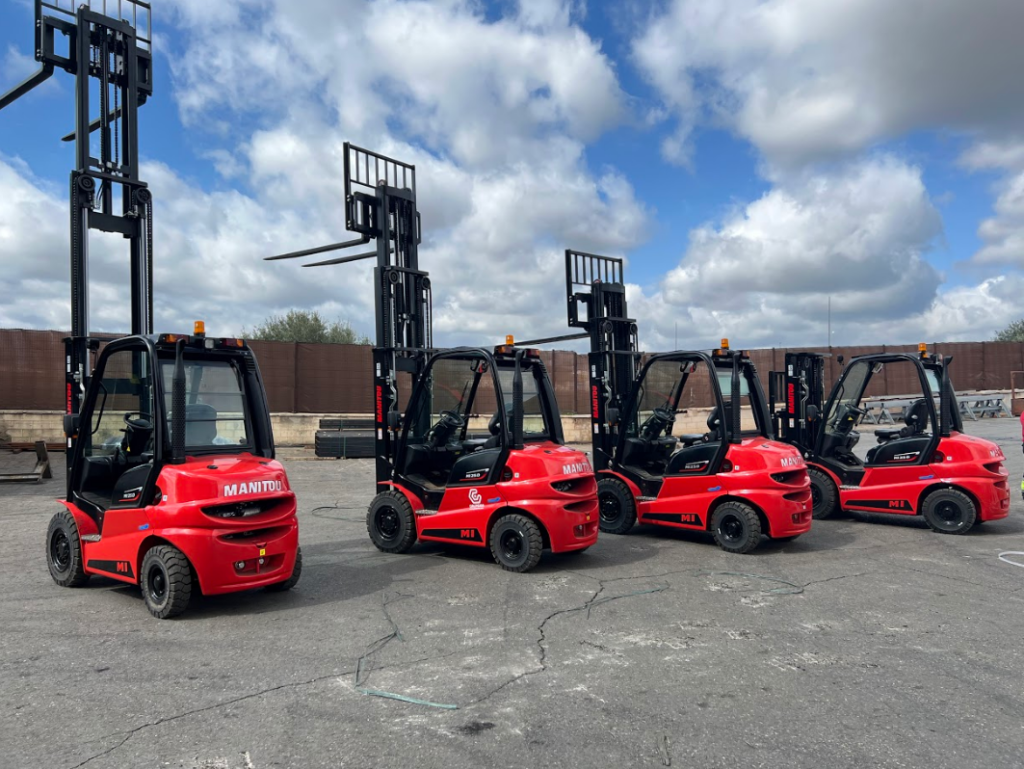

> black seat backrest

[
  {"left": 706, "top": 404, "right": 731, "bottom": 442},
  {"left": 901, "top": 399, "right": 929, "bottom": 437},
  {"left": 186, "top": 403, "right": 218, "bottom": 445},
  {"left": 666, "top": 442, "right": 719, "bottom": 475}
]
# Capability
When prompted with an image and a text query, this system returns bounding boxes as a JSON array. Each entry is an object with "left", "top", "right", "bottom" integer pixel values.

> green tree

[
  {"left": 245, "top": 310, "right": 370, "bottom": 344},
  {"left": 994, "top": 319, "right": 1024, "bottom": 342}
]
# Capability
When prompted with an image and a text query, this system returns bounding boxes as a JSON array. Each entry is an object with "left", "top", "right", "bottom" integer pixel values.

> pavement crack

[
  {"left": 67, "top": 669, "right": 356, "bottom": 769},
  {"left": 802, "top": 572, "right": 868, "bottom": 588},
  {"left": 468, "top": 578, "right": 669, "bottom": 707}
]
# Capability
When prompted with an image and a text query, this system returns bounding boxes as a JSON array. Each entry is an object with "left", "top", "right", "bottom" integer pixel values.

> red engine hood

[
  {"left": 157, "top": 453, "right": 291, "bottom": 505},
  {"left": 506, "top": 442, "right": 593, "bottom": 481}
]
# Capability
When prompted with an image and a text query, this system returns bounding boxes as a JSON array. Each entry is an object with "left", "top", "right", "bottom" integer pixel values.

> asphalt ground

[{"left": 2, "top": 419, "right": 1024, "bottom": 769}]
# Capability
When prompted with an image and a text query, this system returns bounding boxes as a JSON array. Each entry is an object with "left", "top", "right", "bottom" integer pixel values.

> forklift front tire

[
  {"left": 711, "top": 501, "right": 763, "bottom": 554},
  {"left": 367, "top": 491, "right": 417, "bottom": 553},
  {"left": 921, "top": 488, "right": 977, "bottom": 535},
  {"left": 140, "top": 545, "right": 193, "bottom": 619},
  {"left": 490, "top": 514, "right": 543, "bottom": 572},
  {"left": 265, "top": 546, "right": 302, "bottom": 592},
  {"left": 808, "top": 467, "right": 840, "bottom": 520},
  {"left": 46, "top": 510, "right": 89, "bottom": 588},
  {"left": 597, "top": 477, "right": 638, "bottom": 535}
]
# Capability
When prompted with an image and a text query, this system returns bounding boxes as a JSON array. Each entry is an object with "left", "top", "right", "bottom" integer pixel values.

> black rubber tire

[
  {"left": 367, "top": 491, "right": 417, "bottom": 553},
  {"left": 808, "top": 466, "right": 840, "bottom": 520},
  {"left": 711, "top": 501, "right": 763, "bottom": 554},
  {"left": 265, "top": 546, "right": 302, "bottom": 591},
  {"left": 490, "top": 514, "right": 544, "bottom": 573},
  {"left": 922, "top": 488, "right": 977, "bottom": 535},
  {"left": 140, "top": 545, "right": 193, "bottom": 619},
  {"left": 46, "top": 510, "right": 89, "bottom": 587},
  {"left": 597, "top": 477, "right": 638, "bottom": 535}
]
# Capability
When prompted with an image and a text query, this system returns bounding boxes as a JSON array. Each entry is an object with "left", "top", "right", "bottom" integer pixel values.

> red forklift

[
  {"left": 527, "top": 251, "right": 811, "bottom": 553},
  {"left": 770, "top": 347, "right": 1010, "bottom": 532},
  {"left": 266, "top": 145, "right": 597, "bottom": 571},
  {"left": 1, "top": 1, "right": 300, "bottom": 617}
]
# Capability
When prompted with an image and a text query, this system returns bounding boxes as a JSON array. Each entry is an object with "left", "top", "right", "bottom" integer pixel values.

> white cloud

[
  {"left": 0, "top": 1, "right": 646, "bottom": 347},
  {"left": 634, "top": 0, "right": 1024, "bottom": 169},
  {"left": 627, "top": 157, "right": 966, "bottom": 349}
]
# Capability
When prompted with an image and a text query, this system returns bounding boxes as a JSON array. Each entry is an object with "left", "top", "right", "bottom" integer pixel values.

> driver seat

[
  {"left": 866, "top": 398, "right": 931, "bottom": 465},
  {"left": 666, "top": 408, "right": 724, "bottom": 475},
  {"left": 185, "top": 403, "right": 218, "bottom": 445}
]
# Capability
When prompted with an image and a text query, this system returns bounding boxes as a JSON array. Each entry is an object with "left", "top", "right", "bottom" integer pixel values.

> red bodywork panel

[
  {"left": 820, "top": 432, "right": 1010, "bottom": 520},
  {"left": 611, "top": 438, "right": 813, "bottom": 539},
  {"left": 394, "top": 442, "right": 599, "bottom": 552},
  {"left": 63, "top": 454, "right": 299, "bottom": 594}
]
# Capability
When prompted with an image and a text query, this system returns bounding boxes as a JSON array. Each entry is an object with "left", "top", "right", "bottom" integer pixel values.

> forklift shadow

[
  {"left": 352, "top": 536, "right": 663, "bottom": 575},
  {"left": 629, "top": 523, "right": 859, "bottom": 554},
  {"left": 842, "top": 510, "right": 1024, "bottom": 536},
  {"left": 102, "top": 536, "right": 439, "bottom": 619}
]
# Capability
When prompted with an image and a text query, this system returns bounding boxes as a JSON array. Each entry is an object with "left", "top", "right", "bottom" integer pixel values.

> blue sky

[{"left": 1, "top": 0, "right": 1022, "bottom": 349}]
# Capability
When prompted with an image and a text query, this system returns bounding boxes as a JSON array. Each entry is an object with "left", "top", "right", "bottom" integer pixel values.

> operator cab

[
  {"left": 617, "top": 342, "right": 769, "bottom": 481},
  {"left": 68, "top": 328, "right": 275, "bottom": 521},
  {"left": 817, "top": 346, "right": 957, "bottom": 472},
  {"left": 395, "top": 344, "right": 563, "bottom": 505}
]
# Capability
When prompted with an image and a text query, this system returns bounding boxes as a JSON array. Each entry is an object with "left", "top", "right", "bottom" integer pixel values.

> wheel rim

[
  {"left": 499, "top": 529, "right": 524, "bottom": 562},
  {"left": 50, "top": 529, "right": 71, "bottom": 573},
  {"left": 810, "top": 482, "right": 822, "bottom": 510},
  {"left": 374, "top": 507, "right": 401, "bottom": 542},
  {"left": 599, "top": 492, "right": 621, "bottom": 524},
  {"left": 718, "top": 514, "right": 745, "bottom": 544},
  {"left": 147, "top": 564, "right": 167, "bottom": 605},
  {"left": 933, "top": 499, "right": 965, "bottom": 528}
]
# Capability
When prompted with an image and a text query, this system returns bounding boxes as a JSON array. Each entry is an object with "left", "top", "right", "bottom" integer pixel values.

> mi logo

[
  {"left": 460, "top": 529, "right": 477, "bottom": 540},
  {"left": 115, "top": 561, "right": 130, "bottom": 574}
]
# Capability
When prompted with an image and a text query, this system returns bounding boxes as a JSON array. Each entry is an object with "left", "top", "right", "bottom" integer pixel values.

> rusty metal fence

[{"left": 2, "top": 329, "right": 1022, "bottom": 414}]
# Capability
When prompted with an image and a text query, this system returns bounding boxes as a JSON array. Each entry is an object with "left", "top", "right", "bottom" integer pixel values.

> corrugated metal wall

[{"left": 3, "top": 330, "right": 1023, "bottom": 413}]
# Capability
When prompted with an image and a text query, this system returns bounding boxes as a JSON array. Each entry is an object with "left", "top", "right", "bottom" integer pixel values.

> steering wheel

[
  {"left": 641, "top": 406, "right": 675, "bottom": 440},
  {"left": 120, "top": 412, "right": 155, "bottom": 458},
  {"left": 123, "top": 412, "right": 153, "bottom": 429},
  {"left": 427, "top": 410, "right": 466, "bottom": 448},
  {"left": 831, "top": 404, "right": 866, "bottom": 433}
]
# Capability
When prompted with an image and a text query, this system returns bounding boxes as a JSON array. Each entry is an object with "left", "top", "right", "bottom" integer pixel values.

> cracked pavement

[{"left": 2, "top": 419, "right": 1024, "bottom": 768}]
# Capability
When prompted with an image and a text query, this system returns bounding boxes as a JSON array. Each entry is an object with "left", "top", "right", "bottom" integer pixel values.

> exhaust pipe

[
  {"left": 512, "top": 350, "right": 525, "bottom": 450},
  {"left": 171, "top": 339, "right": 186, "bottom": 464}
]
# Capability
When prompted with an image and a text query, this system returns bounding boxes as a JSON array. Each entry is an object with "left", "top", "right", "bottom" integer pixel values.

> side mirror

[
  {"left": 387, "top": 411, "right": 401, "bottom": 430},
  {"left": 837, "top": 355, "right": 845, "bottom": 366},
  {"left": 63, "top": 413, "right": 80, "bottom": 438},
  {"left": 606, "top": 407, "right": 619, "bottom": 426},
  {"left": 807, "top": 405, "right": 820, "bottom": 421}
]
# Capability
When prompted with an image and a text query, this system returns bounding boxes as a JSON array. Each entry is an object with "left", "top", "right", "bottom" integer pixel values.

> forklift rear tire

[
  {"left": 46, "top": 510, "right": 89, "bottom": 588},
  {"left": 808, "top": 467, "right": 840, "bottom": 520},
  {"left": 922, "top": 488, "right": 977, "bottom": 535},
  {"left": 597, "top": 477, "right": 637, "bottom": 535},
  {"left": 367, "top": 491, "right": 417, "bottom": 553},
  {"left": 711, "top": 501, "right": 762, "bottom": 554},
  {"left": 140, "top": 545, "right": 193, "bottom": 619},
  {"left": 265, "top": 547, "right": 302, "bottom": 591},
  {"left": 490, "top": 514, "right": 543, "bottom": 573}
]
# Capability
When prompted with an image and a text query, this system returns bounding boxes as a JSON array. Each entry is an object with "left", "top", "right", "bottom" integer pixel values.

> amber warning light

[
  {"left": 506, "top": 335, "right": 515, "bottom": 345},
  {"left": 194, "top": 320, "right": 206, "bottom": 336}
]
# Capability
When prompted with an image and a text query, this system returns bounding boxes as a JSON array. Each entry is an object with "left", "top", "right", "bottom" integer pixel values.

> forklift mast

[
  {"left": 769, "top": 352, "right": 827, "bottom": 453},
  {"left": 0, "top": 1, "right": 155, "bottom": 473},
  {"left": 266, "top": 143, "right": 430, "bottom": 482},
  {"left": 564, "top": 250, "right": 638, "bottom": 471}
]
